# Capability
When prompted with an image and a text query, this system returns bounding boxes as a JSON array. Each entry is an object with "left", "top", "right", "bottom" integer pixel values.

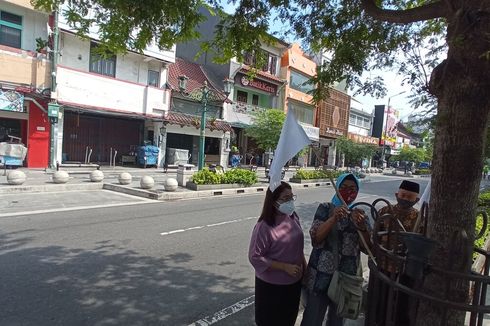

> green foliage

[
  {"left": 190, "top": 168, "right": 222, "bottom": 185},
  {"left": 414, "top": 168, "right": 431, "bottom": 175},
  {"left": 478, "top": 192, "right": 490, "bottom": 208},
  {"left": 475, "top": 192, "right": 490, "bottom": 259},
  {"left": 397, "top": 147, "right": 429, "bottom": 163},
  {"left": 221, "top": 168, "right": 258, "bottom": 186},
  {"left": 245, "top": 109, "right": 285, "bottom": 151},
  {"left": 293, "top": 169, "right": 342, "bottom": 180},
  {"left": 191, "top": 168, "right": 257, "bottom": 186},
  {"left": 336, "top": 137, "right": 377, "bottom": 166}
]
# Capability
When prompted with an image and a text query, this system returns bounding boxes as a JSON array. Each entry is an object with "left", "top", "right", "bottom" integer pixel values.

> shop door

[
  {"left": 63, "top": 113, "right": 101, "bottom": 162},
  {"left": 27, "top": 103, "right": 50, "bottom": 167}
]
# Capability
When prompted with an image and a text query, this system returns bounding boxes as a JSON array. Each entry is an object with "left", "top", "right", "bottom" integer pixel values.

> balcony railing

[
  {"left": 55, "top": 66, "right": 167, "bottom": 115},
  {"left": 231, "top": 102, "right": 266, "bottom": 115}
]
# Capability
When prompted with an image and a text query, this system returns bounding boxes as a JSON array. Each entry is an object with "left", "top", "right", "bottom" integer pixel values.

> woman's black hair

[{"left": 258, "top": 181, "right": 292, "bottom": 226}]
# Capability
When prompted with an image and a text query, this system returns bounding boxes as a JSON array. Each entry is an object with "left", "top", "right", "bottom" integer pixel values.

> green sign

[{"left": 48, "top": 103, "right": 60, "bottom": 118}]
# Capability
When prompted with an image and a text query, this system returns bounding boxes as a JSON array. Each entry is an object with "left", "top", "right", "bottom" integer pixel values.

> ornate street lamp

[{"left": 178, "top": 76, "right": 234, "bottom": 170}]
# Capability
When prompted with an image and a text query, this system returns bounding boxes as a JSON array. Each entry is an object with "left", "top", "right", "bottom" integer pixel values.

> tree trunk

[{"left": 416, "top": 3, "right": 490, "bottom": 325}]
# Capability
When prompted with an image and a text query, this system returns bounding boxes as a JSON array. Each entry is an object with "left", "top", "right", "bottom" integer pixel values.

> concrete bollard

[
  {"left": 90, "top": 170, "right": 104, "bottom": 182},
  {"left": 53, "top": 171, "right": 69, "bottom": 184},
  {"left": 164, "top": 178, "right": 178, "bottom": 192},
  {"left": 7, "top": 170, "right": 26, "bottom": 185},
  {"left": 118, "top": 172, "right": 132, "bottom": 185},
  {"left": 140, "top": 176, "right": 155, "bottom": 189}
]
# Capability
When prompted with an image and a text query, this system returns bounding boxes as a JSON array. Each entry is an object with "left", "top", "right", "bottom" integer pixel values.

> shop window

[
  {"left": 148, "top": 70, "right": 160, "bottom": 87},
  {"left": 242, "top": 50, "right": 277, "bottom": 75},
  {"left": 349, "top": 114, "right": 356, "bottom": 125},
  {"left": 237, "top": 90, "right": 248, "bottom": 103},
  {"left": 89, "top": 42, "right": 117, "bottom": 77},
  {"left": 252, "top": 94, "right": 259, "bottom": 106},
  {"left": 290, "top": 102, "right": 314, "bottom": 125},
  {"left": 290, "top": 70, "right": 315, "bottom": 94},
  {"left": 0, "top": 11, "right": 22, "bottom": 49},
  {"left": 205, "top": 137, "right": 220, "bottom": 155}
]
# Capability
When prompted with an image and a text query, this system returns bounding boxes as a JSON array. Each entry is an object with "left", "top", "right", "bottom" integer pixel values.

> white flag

[{"left": 269, "top": 110, "right": 312, "bottom": 192}]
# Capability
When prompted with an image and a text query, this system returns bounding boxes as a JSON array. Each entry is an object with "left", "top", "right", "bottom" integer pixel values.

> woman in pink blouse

[{"left": 249, "top": 181, "right": 306, "bottom": 326}]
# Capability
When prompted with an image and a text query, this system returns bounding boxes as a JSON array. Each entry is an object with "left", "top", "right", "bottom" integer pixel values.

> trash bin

[
  {"left": 177, "top": 164, "right": 195, "bottom": 187},
  {"left": 137, "top": 145, "right": 159, "bottom": 167}
]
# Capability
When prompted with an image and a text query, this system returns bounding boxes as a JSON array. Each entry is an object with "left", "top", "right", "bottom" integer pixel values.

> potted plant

[{"left": 36, "top": 38, "right": 49, "bottom": 54}]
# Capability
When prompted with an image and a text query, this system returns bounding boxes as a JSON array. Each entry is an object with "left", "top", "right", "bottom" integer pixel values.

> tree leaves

[{"left": 245, "top": 109, "right": 286, "bottom": 151}]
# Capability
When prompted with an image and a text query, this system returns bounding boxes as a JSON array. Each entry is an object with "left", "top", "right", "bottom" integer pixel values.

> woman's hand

[
  {"left": 351, "top": 208, "right": 367, "bottom": 230},
  {"left": 283, "top": 263, "right": 303, "bottom": 278},
  {"left": 332, "top": 206, "right": 349, "bottom": 222}
]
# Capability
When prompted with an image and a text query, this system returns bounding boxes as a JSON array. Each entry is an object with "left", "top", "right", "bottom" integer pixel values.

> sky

[{"left": 219, "top": 1, "right": 416, "bottom": 120}]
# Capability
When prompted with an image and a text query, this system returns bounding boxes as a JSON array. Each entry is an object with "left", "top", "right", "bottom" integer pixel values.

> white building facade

[{"left": 52, "top": 17, "right": 175, "bottom": 166}]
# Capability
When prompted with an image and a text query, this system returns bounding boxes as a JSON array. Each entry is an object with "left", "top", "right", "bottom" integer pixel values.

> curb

[
  {"left": 103, "top": 181, "right": 334, "bottom": 201},
  {"left": 0, "top": 182, "right": 103, "bottom": 194},
  {"left": 102, "top": 184, "right": 160, "bottom": 200}
]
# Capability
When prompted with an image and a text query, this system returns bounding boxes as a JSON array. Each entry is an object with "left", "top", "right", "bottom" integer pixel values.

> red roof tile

[
  {"left": 163, "top": 111, "right": 233, "bottom": 133},
  {"left": 240, "top": 65, "right": 287, "bottom": 84},
  {"left": 168, "top": 58, "right": 228, "bottom": 102}
]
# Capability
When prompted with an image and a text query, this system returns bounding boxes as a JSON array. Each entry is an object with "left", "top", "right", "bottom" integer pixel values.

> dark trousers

[
  {"left": 255, "top": 277, "right": 302, "bottom": 326},
  {"left": 300, "top": 291, "right": 343, "bottom": 326}
]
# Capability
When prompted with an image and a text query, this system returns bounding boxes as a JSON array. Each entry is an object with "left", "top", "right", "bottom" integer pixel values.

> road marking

[
  {"left": 160, "top": 216, "right": 257, "bottom": 236},
  {"left": 0, "top": 201, "right": 151, "bottom": 218},
  {"left": 188, "top": 295, "right": 255, "bottom": 326}
]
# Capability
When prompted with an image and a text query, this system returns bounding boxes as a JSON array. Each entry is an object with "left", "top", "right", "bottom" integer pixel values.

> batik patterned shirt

[{"left": 303, "top": 203, "right": 361, "bottom": 294}]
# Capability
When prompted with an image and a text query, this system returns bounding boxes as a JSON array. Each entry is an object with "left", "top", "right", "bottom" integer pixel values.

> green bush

[
  {"left": 478, "top": 191, "right": 490, "bottom": 207},
  {"left": 414, "top": 168, "right": 431, "bottom": 175},
  {"left": 222, "top": 168, "right": 258, "bottom": 186},
  {"left": 293, "top": 169, "right": 342, "bottom": 180},
  {"left": 190, "top": 168, "right": 222, "bottom": 185},
  {"left": 474, "top": 191, "right": 490, "bottom": 260},
  {"left": 191, "top": 168, "right": 257, "bottom": 186}
]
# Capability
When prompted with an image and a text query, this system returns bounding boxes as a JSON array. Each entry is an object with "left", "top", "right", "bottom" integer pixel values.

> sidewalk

[{"left": 0, "top": 165, "right": 398, "bottom": 201}]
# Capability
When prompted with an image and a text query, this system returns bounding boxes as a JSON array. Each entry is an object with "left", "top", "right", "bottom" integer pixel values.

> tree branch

[{"left": 360, "top": 0, "right": 448, "bottom": 24}]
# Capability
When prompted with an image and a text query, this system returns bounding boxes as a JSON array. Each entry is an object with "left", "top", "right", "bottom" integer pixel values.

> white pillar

[
  {"left": 156, "top": 122, "right": 168, "bottom": 168},
  {"left": 54, "top": 108, "right": 64, "bottom": 165},
  {"left": 220, "top": 132, "right": 231, "bottom": 167},
  {"left": 327, "top": 142, "right": 337, "bottom": 166}
]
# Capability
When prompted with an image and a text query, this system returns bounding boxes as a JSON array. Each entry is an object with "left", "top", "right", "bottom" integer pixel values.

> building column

[
  {"left": 54, "top": 108, "right": 64, "bottom": 166},
  {"left": 220, "top": 131, "right": 231, "bottom": 167},
  {"left": 154, "top": 121, "right": 167, "bottom": 168},
  {"left": 327, "top": 142, "right": 337, "bottom": 166}
]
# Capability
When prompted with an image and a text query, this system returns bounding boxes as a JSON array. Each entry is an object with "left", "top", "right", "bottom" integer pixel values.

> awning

[
  {"left": 60, "top": 101, "right": 158, "bottom": 120},
  {"left": 164, "top": 111, "right": 233, "bottom": 133},
  {"left": 299, "top": 123, "right": 320, "bottom": 142}
]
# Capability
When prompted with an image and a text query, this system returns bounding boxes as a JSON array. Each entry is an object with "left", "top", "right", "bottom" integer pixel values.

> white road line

[
  {"left": 188, "top": 295, "right": 255, "bottom": 326},
  {"left": 160, "top": 216, "right": 257, "bottom": 236},
  {"left": 0, "top": 201, "right": 151, "bottom": 218}
]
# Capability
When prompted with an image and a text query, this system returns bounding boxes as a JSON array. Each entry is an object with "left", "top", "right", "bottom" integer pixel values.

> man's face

[{"left": 396, "top": 188, "right": 419, "bottom": 202}]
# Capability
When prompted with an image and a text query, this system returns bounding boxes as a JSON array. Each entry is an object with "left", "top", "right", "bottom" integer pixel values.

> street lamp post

[
  {"left": 381, "top": 90, "right": 406, "bottom": 168},
  {"left": 178, "top": 76, "right": 233, "bottom": 170}
]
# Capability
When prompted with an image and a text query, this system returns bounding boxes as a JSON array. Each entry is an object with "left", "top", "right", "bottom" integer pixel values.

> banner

[{"left": 0, "top": 90, "right": 25, "bottom": 112}]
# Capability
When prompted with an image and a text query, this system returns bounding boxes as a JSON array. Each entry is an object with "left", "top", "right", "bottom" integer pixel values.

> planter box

[
  {"left": 289, "top": 178, "right": 331, "bottom": 183},
  {"left": 186, "top": 181, "right": 257, "bottom": 191}
]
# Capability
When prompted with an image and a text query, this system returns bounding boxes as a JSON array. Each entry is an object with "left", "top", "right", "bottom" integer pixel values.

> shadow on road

[{"left": 0, "top": 230, "right": 251, "bottom": 326}]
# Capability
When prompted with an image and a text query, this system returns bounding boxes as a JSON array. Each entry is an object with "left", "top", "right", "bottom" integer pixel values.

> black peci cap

[{"left": 399, "top": 180, "right": 420, "bottom": 193}]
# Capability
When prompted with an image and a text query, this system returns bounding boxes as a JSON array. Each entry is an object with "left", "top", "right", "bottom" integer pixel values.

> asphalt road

[{"left": 0, "top": 177, "right": 429, "bottom": 326}]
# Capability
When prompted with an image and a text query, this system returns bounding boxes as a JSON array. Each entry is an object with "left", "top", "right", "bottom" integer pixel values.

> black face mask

[{"left": 396, "top": 196, "right": 418, "bottom": 209}]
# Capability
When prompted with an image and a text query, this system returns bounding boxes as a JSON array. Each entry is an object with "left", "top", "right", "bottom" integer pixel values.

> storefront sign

[
  {"left": 348, "top": 132, "right": 379, "bottom": 145},
  {"left": 325, "top": 127, "right": 345, "bottom": 137},
  {"left": 235, "top": 73, "right": 277, "bottom": 94},
  {"left": 0, "top": 90, "right": 25, "bottom": 112},
  {"left": 300, "top": 123, "right": 320, "bottom": 142}
]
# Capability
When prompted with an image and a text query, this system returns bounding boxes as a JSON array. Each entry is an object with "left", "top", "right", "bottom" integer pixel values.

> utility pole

[
  {"left": 48, "top": 4, "right": 60, "bottom": 169},
  {"left": 381, "top": 91, "right": 406, "bottom": 167}
]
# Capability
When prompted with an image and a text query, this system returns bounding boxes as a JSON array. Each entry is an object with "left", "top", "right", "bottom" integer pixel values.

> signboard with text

[
  {"left": 348, "top": 132, "right": 380, "bottom": 146},
  {"left": 235, "top": 73, "right": 277, "bottom": 94}
]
